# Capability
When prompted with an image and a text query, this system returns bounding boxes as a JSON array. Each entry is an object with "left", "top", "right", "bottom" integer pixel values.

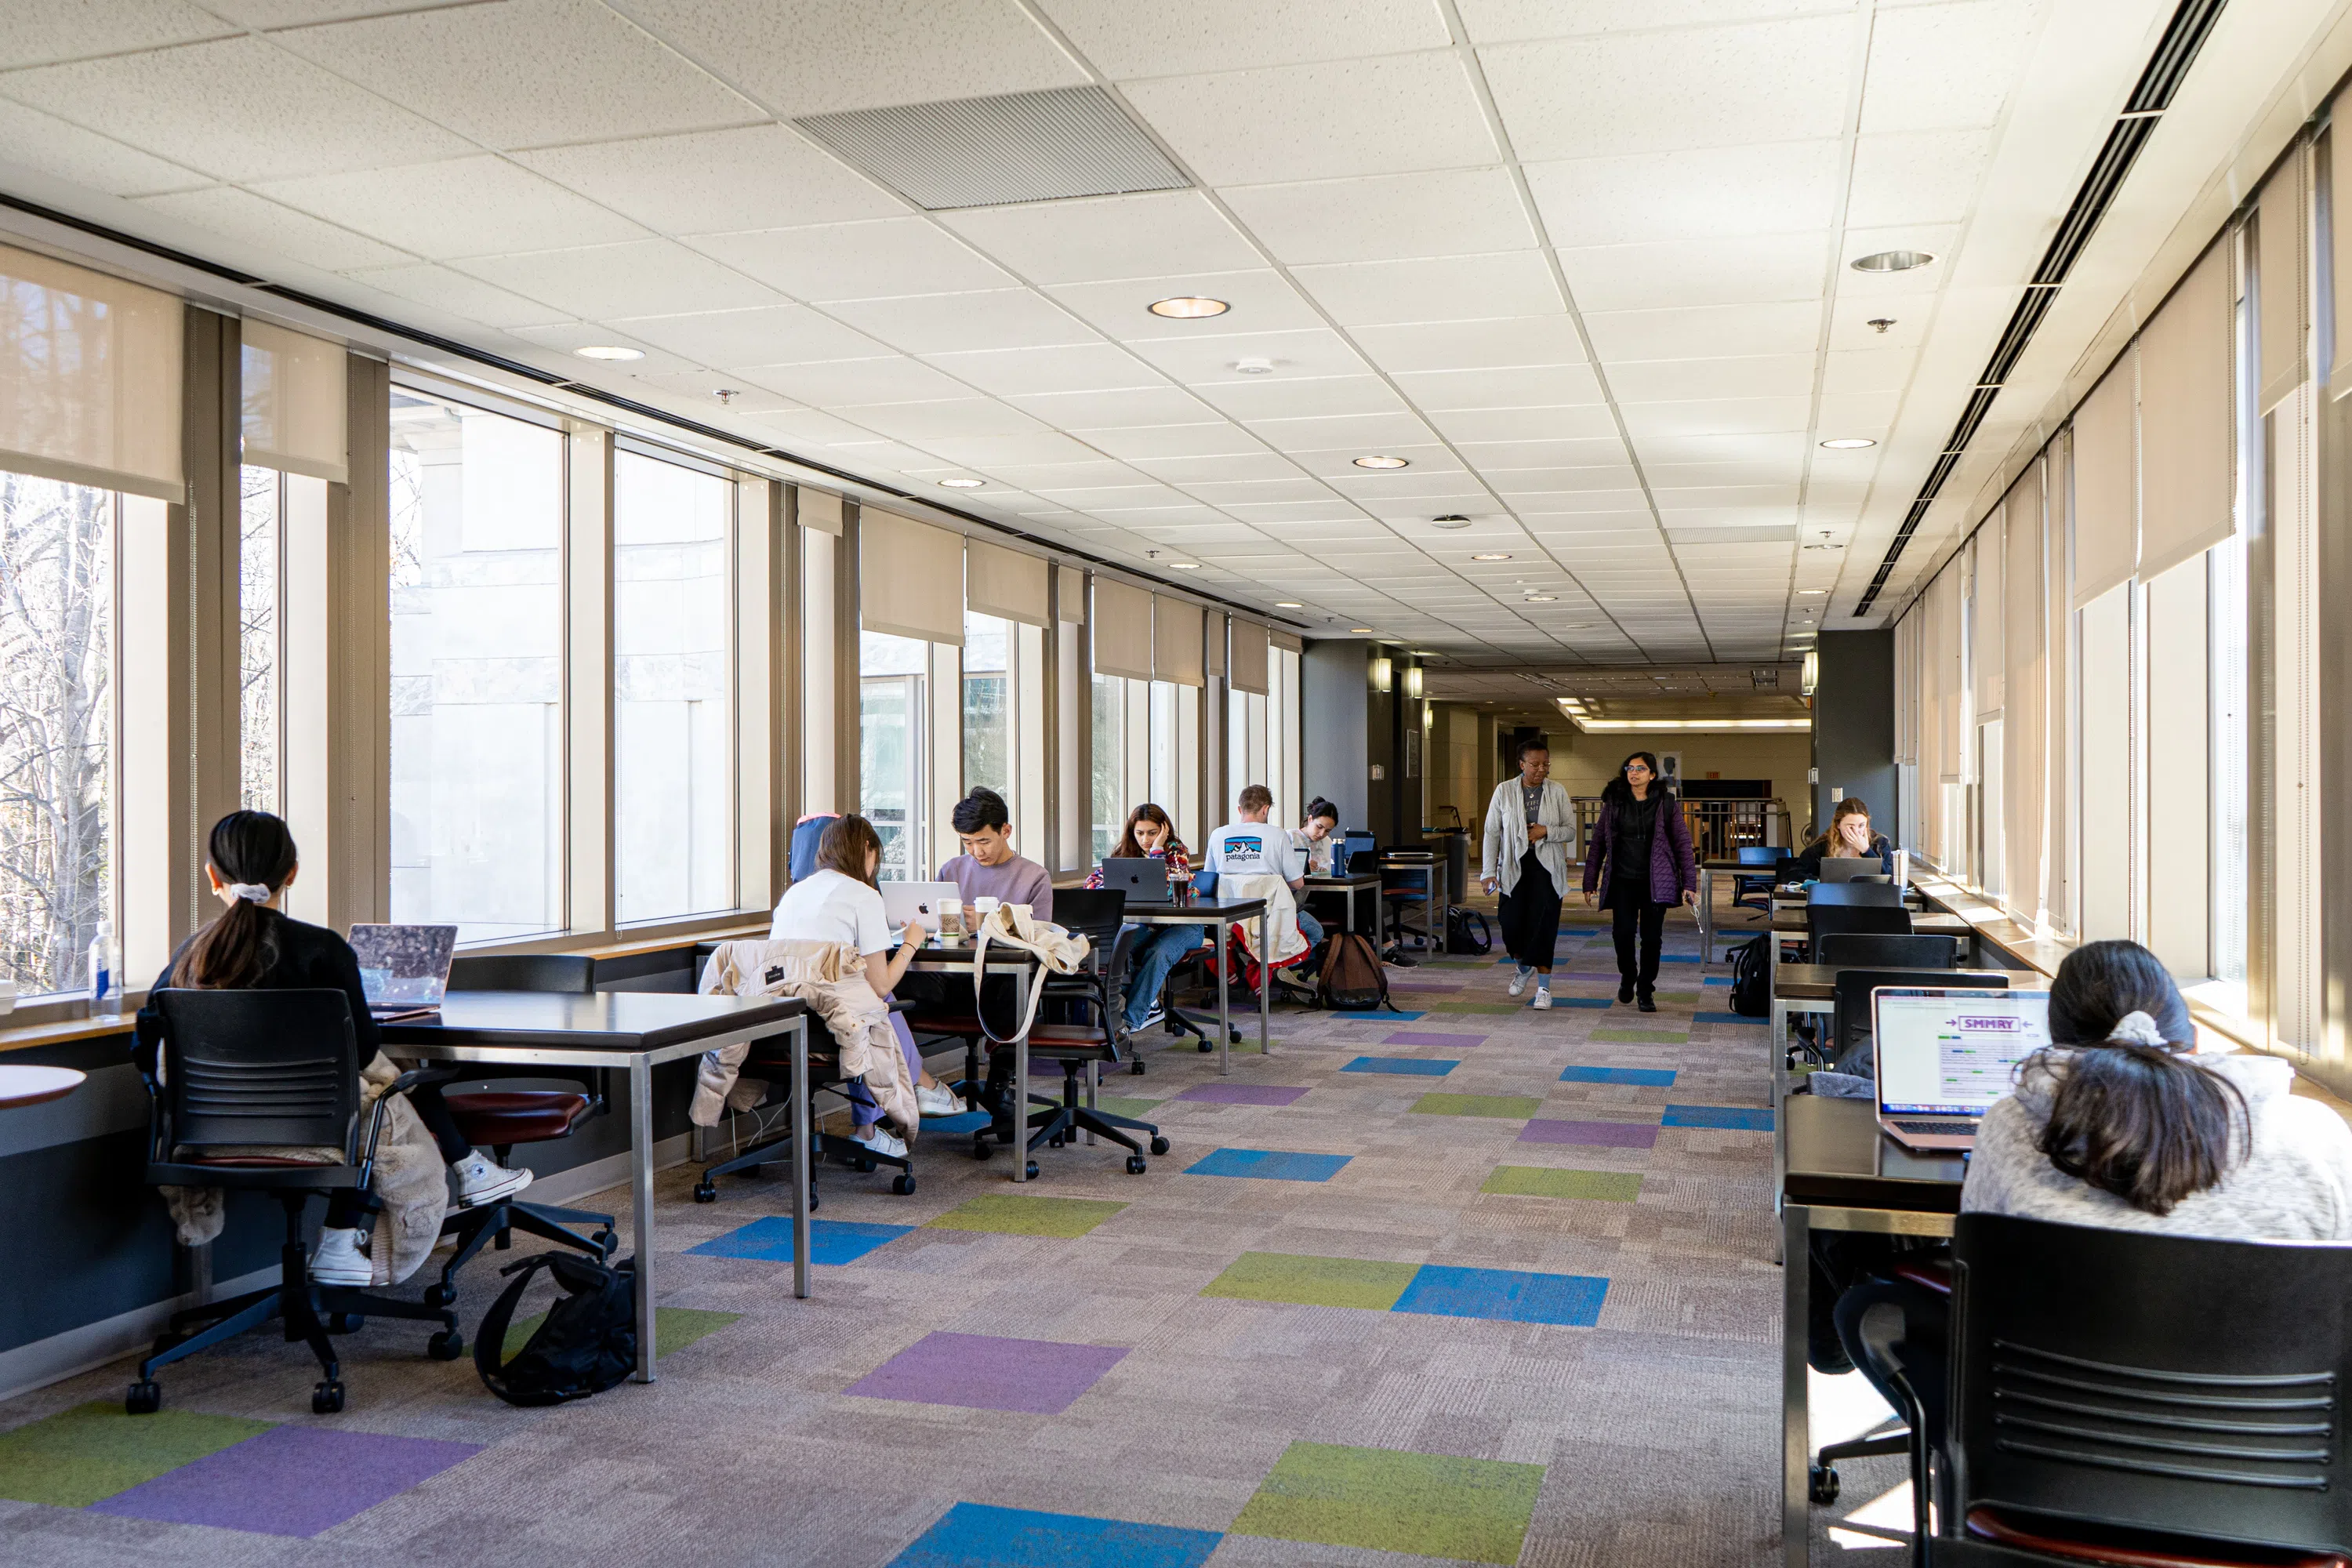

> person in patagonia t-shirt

[{"left": 1199, "top": 784, "right": 1323, "bottom": 975}]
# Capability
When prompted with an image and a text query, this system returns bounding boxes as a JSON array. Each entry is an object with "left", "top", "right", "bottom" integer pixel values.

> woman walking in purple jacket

[{"left": 1581, "top": 751, "right": 1697, "bottom": 1011}]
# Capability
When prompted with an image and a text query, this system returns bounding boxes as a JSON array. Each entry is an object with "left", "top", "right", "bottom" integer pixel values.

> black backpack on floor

[
  {"left": 1443, "top": 906, "right": 1492, "bottom": 955},
  {"left": 1728, "top": 936, "right": 1771, "bottom": 1018},
  {"left": 1318, "top": 932, "right": 1391, "bottom": 1011},
  {"left": 475, "top": 1250, "right": 637, "bottom": 1406}
]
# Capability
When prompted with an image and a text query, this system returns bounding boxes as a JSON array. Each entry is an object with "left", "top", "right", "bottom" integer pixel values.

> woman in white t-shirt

[{"left": 769, "top": 815, "right": 960, "bottom": 1157}]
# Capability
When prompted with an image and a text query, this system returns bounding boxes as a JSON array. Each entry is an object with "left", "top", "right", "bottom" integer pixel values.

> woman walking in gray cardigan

[
  {"left": 1580, "top": 751, "right": 1697, "bottom": 1011},
  {"left": 1480, "top": 738, "right": 1577, "bottom": 1008}
]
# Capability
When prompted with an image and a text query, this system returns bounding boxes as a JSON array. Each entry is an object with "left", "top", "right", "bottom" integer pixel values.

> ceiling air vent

[{"left": 793, "top": 85, "right": 1189, "bottom": 210}]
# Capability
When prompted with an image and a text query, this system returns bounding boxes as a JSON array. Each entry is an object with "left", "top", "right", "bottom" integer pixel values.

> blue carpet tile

[
  {"left": 1341, "top": 1056, "right": 1459, "bottom": 1076},
  {"left": 1186, "top": 1148, "right": 1355, "bottom": 1181},
  {"left": 1392, "top": 1265, "right": 1610, "bottom": 1327},
  {"left": 891, "top": 1502, "right": 1223, "bottom": 1568},
  {"left": 687, "top": 1217, "right": 913, "bottom": 1265},
  {"left": 1557, "top": 1065, "right": 1677, "bottom": 1087},
  {"left": 1661, "top": 1105, "right": 1774, "bottom": 1131}
]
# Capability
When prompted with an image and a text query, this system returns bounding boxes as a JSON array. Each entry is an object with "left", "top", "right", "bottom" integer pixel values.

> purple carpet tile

[
  {"left": 1387, "top": 982, "right": 1464, "bottom": 993},
  {"left": 90, "top": 1425, "right": 480, "bottom": 1538},
  {"left": 1383, "top": 1030, "right": 1486, "bottom": 1048},
  {"left": 1518, "top": 1118, "right": 1661, "bottom": 1149},
  {"left": 1175, "top": 1082, "right": 1309, "bottom": 1106},
  {"left": 845, "top": 1331, "right": 1127, "bottom": 1414}
]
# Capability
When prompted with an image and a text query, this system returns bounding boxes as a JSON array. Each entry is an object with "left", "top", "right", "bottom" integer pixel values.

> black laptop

[{"left": 1098, "top": 857, "right": 1170, "bottom": 902}]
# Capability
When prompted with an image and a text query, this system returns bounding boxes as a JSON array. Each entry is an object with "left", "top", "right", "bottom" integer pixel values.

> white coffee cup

[{"left": 972, "top": 895, "right": 1000, "bottom": 921}]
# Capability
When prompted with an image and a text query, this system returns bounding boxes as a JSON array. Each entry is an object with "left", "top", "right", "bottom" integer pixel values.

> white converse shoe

[
  {"left": 310, "top": 1226, "right": 372, "bottom": 1287},
  {"left": 851, "top": 1124, "right": 908, "bottom": 1160},
  {"left": 1508, "top": 967, "right": 1531, "bottom": 998},
  {"left": 916, "top": 1083, "right": 966, "bottom": 1117},
  {"left": 1531, "top": 988, "right": 1553, "bottom": 1010},
  {"left": 451, "top": 1150, "right": 532, "bottom": 1209}
]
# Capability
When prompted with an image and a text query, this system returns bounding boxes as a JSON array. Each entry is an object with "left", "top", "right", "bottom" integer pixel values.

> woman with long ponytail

[{"left": 154, "top": 811, "right": 535, "bottom": 1283}]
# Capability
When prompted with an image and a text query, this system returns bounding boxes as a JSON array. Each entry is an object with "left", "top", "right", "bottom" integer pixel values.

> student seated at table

[
  {"left": 152, "top": 810, "right": 531, "bottom": 1285},
  {"left": 769, "top": 814, "right": 969, "bottom": 1152},
  {"left": 1085, "top": 803, "right": 1201, "bottom": 1034},
  {"left": 936, "top": 786, "right": 1053, "bottom": 923},
  {"left": 1832, "top": 939, "right": 2352, "bottom": 1457},
  {"left": 1788, "top": 797, "right": 1893, "bottom": 880},
  {"left": 1199, "top": 784, "right": 1322, "bottom": 975},
  {"left": 1294, "top": 798, "right": 1341, "bottom": 877}
]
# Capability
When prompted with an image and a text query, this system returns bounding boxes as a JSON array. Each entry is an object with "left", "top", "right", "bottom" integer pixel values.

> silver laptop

[
  {"left": 1820, "top": 856, "right": 1883, "bottom": 883},
  {"left": 882, "top": 880, "right": 960, "bottom": 938},
  {"left": 347, "top": 924, "right": 458, "bottom": 1019},
  {"left": 1872, "top": 985, "right": 2052, "bottom": 1150},
  {"left": 1099, "top": 857, "right": 1170, "bottom": 902}
]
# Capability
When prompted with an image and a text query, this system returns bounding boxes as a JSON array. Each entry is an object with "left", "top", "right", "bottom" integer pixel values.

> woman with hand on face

[
  {"left": 1580, "top": 751, "right": 1698, "bottom": 1012},
  {"left": 1480, "top": 739, "right": 1577, "bottom": 1009},
  {"left": 1789, "top": 797, "right": 1895, "bottom": 880},
  {"left": 1084, "top": 804, "right": 1201, "bottom": 1034}
]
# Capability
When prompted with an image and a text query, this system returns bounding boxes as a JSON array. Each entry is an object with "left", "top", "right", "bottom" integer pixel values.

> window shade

[
  {"left": 241, "top": 320, "right": 347, "bottom": 484},
  {"left": 2002, "top": 463, "right": 2045, "bottom": 922},
  {"left": 797, "top": 487, "right": 843, "bottom": 536},
  {"left": 1929, "top": 564, "right": 1964, "bottom": 784},
  {"left": 859, "top": 507, "right": 964, "bottom": 644},
  {"left": 2334, "top": 129, "right": 2352, "bottom": 398},
  {"left": 1269, "top": 628, "right": 1303, "bottom": 653},
  {"left": 1091, "top": 578, "right": 1152, "bottom": 680},
  {"left": 2070, "top": 355, "right": 2136, "bottom": 609},
  {"left": 1153, "top": 594, "right": 1203, "bottom": 686},
  {"left": 2135, "top": 243, "right": 2233, "bottom": 580},
  {"left": 1054, "top": 564, "right": 1085, "bottom": 621},
  {"left": 1230, "top": 618, "right": 1269, "bottom": 694},
  {"left": 2258, "top": 159, "right": 2303, "bottom": 415},
  {"left": 0, "top": 241, "right": 182, "bottom": 501},
  {"left": 1206, "top": 612, "right": 1227, "bottom": 679},
  {"left": 965, "top": 538, "right": 1047, "bottom": 626},
  {"left": 1971, "top": 524, "right": 2004, "bottom": 717}
]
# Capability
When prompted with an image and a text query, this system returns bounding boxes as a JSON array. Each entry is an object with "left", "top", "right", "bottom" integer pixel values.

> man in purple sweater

[{"left": 936, "top": 787, "right": 1054, "bottom": 922}]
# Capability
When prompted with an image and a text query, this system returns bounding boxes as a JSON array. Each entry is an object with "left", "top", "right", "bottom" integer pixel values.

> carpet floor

[{"left": 0, "top": 905, "right": 1904, "bottom": 1566}]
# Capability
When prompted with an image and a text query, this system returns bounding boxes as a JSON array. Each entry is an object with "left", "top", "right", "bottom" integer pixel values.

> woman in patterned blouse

[{"left": 1088, "top": 804, "right": 1200, "bottom": 1033}]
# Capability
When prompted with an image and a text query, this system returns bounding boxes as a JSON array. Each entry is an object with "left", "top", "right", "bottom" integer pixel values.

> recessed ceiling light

[
  {"left": 1430, "top": 514, "right": 1472, "bottom": 529},
  {"left": 1820, "top": 437, "right": 1877, "bottom": 449},
  {"left": 1523, "top": 594, "right": 1557, "bottom": 603},
  {"left": 1851, "top": 249, "right": 1935, "bottom": 273},
  {"left": 1471, "top": 552, "right": 1511, "bottom": 561},
  {"left": 1232, "top": 356, "right": 1275, "bottom": 375},
  {"left": 938, "top": 477, "right": 985, "bottom": 488},
  {"left": 1798, "top": 588, "right": 1825, "bottom": 595},
  {"left": 1353, "top": 455, "right": 1409, "bottom": 470},
  {"left": 1169, "top": 561, "right": 1201, "bottom": 569},
  {"left": 1349, "top": 627, "right": 1374, "bottom": 633},
  {"left": 1274, "top": 601, "right": 1302, "bottom": 608},
  {"left": 572, "top": 344, "right": 643, "bottom": 361},
  {"left": 1149, "top": 296, "right": 1229, "bottom": 318}
]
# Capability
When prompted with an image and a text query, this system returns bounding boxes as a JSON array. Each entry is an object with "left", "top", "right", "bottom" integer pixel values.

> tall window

[
  {"left": 1091, "top": 672, "right": 1124, "bottom": 860},
  {"left": 614, "top": 449, "right": 733, "bottom": 924},
  {"left": 862, "top": 631, "right": 926, "bottom": 880},
  {"left": 963, "top": 612, "right": 1011, "bottom": 801},
  {"left": 389, "top": 390, "right": 564, "bottom": 942},
  {"left": 2210, "top": 532, "right": 2249, "bottom": 1000},
  {"left": 0, "top": 472, "right": 113, "bottom": 996},
  {"left": 238, "top": 466, "right": 280, "bottom": 812}
]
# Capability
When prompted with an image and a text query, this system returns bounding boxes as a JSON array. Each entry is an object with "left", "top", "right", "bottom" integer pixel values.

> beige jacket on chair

[{"left": 694, "top": 938, "right": 919, "bottom": 1135}]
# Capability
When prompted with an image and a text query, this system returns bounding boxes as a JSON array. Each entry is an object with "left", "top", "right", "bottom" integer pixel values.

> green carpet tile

[
  {"left": 505, "top": 1305, "right": 739, "bottom": 1363},
  {"left": 1410, "top": 1092, "right": 1544, "bottom": 1118},
  {"left": 924, "top": 1193, "right": 1129, "bottom": 1237},
  {"left": 1591, "top": 1029, "right": 1691, "bottom": 1044},
  {"left": 1092, "top": 1095, "right": 1164, "bottom": 1118},
  {"left": 1481, "top": 1166, "right": 1645, "bottom": 1201},
  {"left": 1422, "top": 1002, "right": 1539, "bottom": 1014},
  {"left": 0, "top": 1403, "right": 271, "bottom": 1508},
  {"left": 1200, "top": 1251, "right": 1420, "bottom": 1310},
  {"left": 1232, "top": 1440, "right": 1546, "bottom": 1565}
]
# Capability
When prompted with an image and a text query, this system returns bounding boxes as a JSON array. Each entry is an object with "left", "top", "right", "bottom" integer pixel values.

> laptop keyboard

[{"left": 1891, "top": 1119, "right": 1973, "bottom": 1134}]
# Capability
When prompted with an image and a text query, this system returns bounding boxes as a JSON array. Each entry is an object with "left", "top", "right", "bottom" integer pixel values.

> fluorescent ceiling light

[
  {"left": 1273, "top": 601, "right": 1302, "bottom": 608},
  {"left": 1352, "top": 455, "right": 1409, "bottom": 470},
  {"left": 1523, "top": 594, "right": 1556, "bottom": 603},
  {"left": 573, "top": 344, "right": 643, "bottom": 361},
  {"left": 1149, "top": 296, "right": 1229, "bottom": 318},
  {"left": 1471, "top": 552, "right": 1510, "bottom": 561},
  {"left": 1820, "top": 437, "right": 1876, "bottom": 449},
  {"left": 1555, "top": 704, "right": 1810, "bottom": 733},
  {"left": 1349, "top": 627, "right": 1374, "bottom": 633},
  {"left": 1798, "top": 588, "right": 1825, "bottom": 595},
  {"left": 1169, "top": 561, "right": 1200, "bottom": 569},
  {"left": 938, "top": 477, "right": 985, "bottom": 488},
  {"left": 1850, "top": 249, "right": 1934, "bottom": 272}
]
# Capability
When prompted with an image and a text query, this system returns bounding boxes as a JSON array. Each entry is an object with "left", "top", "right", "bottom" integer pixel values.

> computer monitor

[
  {"left": 1872, "top": 986, "right": 2052, "bottom": 1119},
  {"left": 347, "top": 924, "right": 458, "bottom": 1015}
]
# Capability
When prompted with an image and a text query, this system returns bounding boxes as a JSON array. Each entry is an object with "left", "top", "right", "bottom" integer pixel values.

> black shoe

[
  {"left": 1617, "top": 979, "right": 1635, "bottom": 1004},
  {"left": 1637, "top": 990, "right": 1657, "bottom": 1013}
]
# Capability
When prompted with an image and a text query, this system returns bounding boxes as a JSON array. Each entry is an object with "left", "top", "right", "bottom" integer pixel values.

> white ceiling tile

[
  {"left": 829, "top": 290, "right": 1098, "bottom": 355},
  {"left": 1653, "top": 484, "right": 1802, "bottom": 508},
  {"left": 1178, "top": 477, "right": 1340, "bottom": 506},
  {"left": 1129, "top": 452, "right": 1305, "bottom": 484},
  {"left": 627, "top": 371, "right": 797, "bottom": 412},
  {"left": 1846, "top": 130, "right": 1994, "bottom": 227},
  {"left": 1218, "top": 499, "right": 1370, "bottom": 524},
  {"left": 1007, "top": 385, "right": 1221, "bottom": 427},
  {"left": 1353, "top": 317, "right": 1589, "bottom": 375},
  {"left": 1618, "top": 397, "right": 1812, "bottom": 438},
  {"left": 1644, "top": 459, "right": 1804, "bottom": 489},
  {"left": 1222, "top": 168, "right": 1536, "bottom": 264},
  {"left": 1817, "top": 391, "right": 1899, "bottom": 429},
  {"left": 1292, "top": 251, "right": 1564, "bottom": 326},
  {"left": 254, "top": 157, "right": 650, "bottom": 260},
  {"left": 1457, "top": 437, "right": 1628, "bottom": 469},
  {"left": 1192, "top": 374, "right": 1408, "bottom": 420},
  {"left": 615, "top": 0, "right": 1084, "bottom": 118},
  {"left": 1127, "top": 52, "right": 1496, "bottom": 186},
  {"left": 205, "top": 0, "right": 454, "bottom": 20},
  {"left": 1584, "top": 300, "right": 1822, "bottom": 361},
  {"left": 739, "top": 355, "right": 971, "bottom": 405},
  {"left": 832, "top": 399, "right": 1045, "bottom": 442},
  {"left": 939, "top": 191, "right": 1260, "bottom": 285},
  {"left": 343, "top": 262, "right": 576, "bottom": 328},
  {"left": 1558, "top": 230, "right": 1830, "bottom": 312},
  {"left": 934, "top": 431, "right": 1111, "bottom": 469},
  {"left": 1860, "top": 0, "right": 2038, "bottom": 134},
  {"left": 1041, "top": 0, "right": 1450, "bottom": 76},
  {"left": 0, "top": 99, "right": 209, "bottom": 195},
  {"left": 1501, "top": 487, "right": 1646, "bottom": 513},
  {"left": 276, "top": 0, "right": 760, "bottom": 149},
  {"left": 0, "top": 36, "right": 475, "bottom": 181},
  {"left": 1486, "top": 466, "right": 1643, "bottom": 494},
  {"left": 1049, "top": 270, "right": 1324, "bottom": 340},
  {"left": 690, "top": 219, "right": 1011, "bottom": 302},
  {"left": 516, "top": 125, "right": 904, "bottom": 236},
  {"left": 922, "top": 343, "right": 1165, "bottom": 397},
  {"left": 463, "top": 239, "right": 780, "bottom": 318},
  {"left": 502, "top": 322, "right": 699, "bottom": 375},
  {"left": 1523, "top": 140, "right": 1842, "bottom": 247},
  {"left": 1124, "top": 327, "right": 1372, "bottom": 386},
  {"left": 1392, "top": 363, "right": 1603, "bottom": 410},
  {"left": 1480, "top": 16, "right": 1853, "bottom": 160},
  {"left": 741, "top": 407, "right": 887, "bottom": 447},
  {"left": 1427, "top": 405, "right": 1621, "bottom": 443},
  {"left": 0, "top": 1, "right": 231, "bottom": 70},
  {"left": 608, "top": 305, "right": 890, "bottom": 367},
  {"left": 1631, "top": 431, "right": 1812, "bottom": 465},
  {"left": 1247, "top": 412, "right": 1443, "bottom": 452},
  {"left": 1819, "top": 345, "right": 1919, "bottom": 397},
  {"left": 133, "top": 185, "right": 412, "bottom": 272},
  {"left": 1352, "top": 487, "right": 1503, "bottom": 514},
  {"left": 1609, "top": 354, "right": 1817, "bottom": 402}
]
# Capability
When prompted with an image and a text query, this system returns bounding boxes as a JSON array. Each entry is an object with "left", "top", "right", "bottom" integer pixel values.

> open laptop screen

[
  {"left": 1874, "top": 988, "right": 2052, "bottom": 1117},
  {"left": 347, "top": 924, "right": 458, "bottom": 1009}
]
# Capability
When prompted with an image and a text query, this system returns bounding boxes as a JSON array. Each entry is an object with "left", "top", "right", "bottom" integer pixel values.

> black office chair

[
  {"left": 1817, "top": 933, "right": 1965, "bottom": 971},
  {"left": 1016, "top": 923, "right": 1167, "bottom": 1174},
  {"left": 1731, "top": 845, "right": 1780, "bottom": 915},
  {"left": 448, "top": 953, "right": 595, "bottom": 993},
  {"left": 127, "top": 989, "right": 461, "bottom": 1416},
  {"left": 1824, "top": 969, "right": 2009, "bottom": 1074},
  {"left": 695, "top": 1006, "right": 922, "bottom": 1203},
  {"left": 1807, "top": 902, "right": 1913, "bottom": 963},
  {"left": 1809, "top": 882, "right": 1907, "bottom": 908},
  {"left": 1915, "top": 1214, "right": 2352, "bottom": 1566}
]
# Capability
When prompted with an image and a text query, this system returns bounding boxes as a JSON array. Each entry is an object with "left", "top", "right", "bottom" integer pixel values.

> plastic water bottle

[{"left": 89, "top": 920, "right": 120, "bottom": 1019}]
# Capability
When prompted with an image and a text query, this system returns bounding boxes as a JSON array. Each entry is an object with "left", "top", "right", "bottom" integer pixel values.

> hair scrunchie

[
  {"left": 225, "top": 882, "right": 274, "bottom": 902},
  {"left": 2107, "top": 1010, "right": 2167, "bottom": 1047}
]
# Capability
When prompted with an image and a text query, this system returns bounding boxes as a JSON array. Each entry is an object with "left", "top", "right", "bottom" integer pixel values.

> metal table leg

[
  {"left": 789, "top": 1018, "right": 809, "bottom": 1300},
  {"left": 1011, "top": 965, "right": 1031, "bottom": 1181},
  {"left": 1259, "top": 908, "right": 1274, "bottom": 1056},
  {"left": 627, "top": 1054, "right": 657, "bottom": 1382},
  {"left": 1700, "top": 866, "right": 1715, "bottom": 964},
  {"left": 1784, "top": 1201, "right": 1813, "bottom": 1568},
  {"left": 1216, "top": 918, "right": 1230, "bottom": 1076},
  {"left": 1771, "top": 1000, "right": 1791, "bottom": 1264}
]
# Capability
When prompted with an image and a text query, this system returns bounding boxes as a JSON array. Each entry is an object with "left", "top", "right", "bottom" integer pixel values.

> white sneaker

[
  {"left": 851, "top": 1125, "right": 908, "bottom": 1160},
  {"left": 916, "top": 1083, "right": 966, "bottom": 1117},
  {"left": 1508, "top": 967, "right": 1531, "bottom": 998},
  {"left": 452, "top": 1150, "right": 532, "bottom": 1209},
  {"left": 310, "top": 1226, "right": 372, "bottom": 1287},
  {"left": 1532, "top": 988, "right": 1553, "bottom": 1010}
]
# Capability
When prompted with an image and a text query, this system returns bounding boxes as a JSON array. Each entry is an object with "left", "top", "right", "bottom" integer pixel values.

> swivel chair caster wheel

[
  {"left": 593, "top": 1229, "right": 619, "bottom": 1255},
  {"left": 972, "top": 1137, "right": 993, "bottom": 1160},
  {"left": 1048, "top": 1134, "right": 1065, "bottom": 1149},
  {"left": 1130, "top": 1059, "right": 1146, "bottom": 1076},
  {"left": 1024, "top": 1161, "right": 1040, "bottom": 1180},
  {"left": 1808, "top": 1464, "right": 1839, "bottom": 1505},
  {"left": 426, "top": 1330, "right": 465, "bottom": 1362},
  {"left": 1125, "top": 1156, "right": 1147, "bottom": 1175},
  {"left": 853, "top": 1156, "right": 876, "bottom": 1174},
  {"left": 125, "top": 1381, "right": 161, "bottom": 1415},
  {"left": 325, "top": 1313, "right": 364, "bottom": 1334},
  {"left": 693, "top": 1183, "right": 717, "bottom": 1203},
  {"left": 423, "top": 1283, "right": 456, "bottom": 1308},
  {"left": 892, "top": 1174, "right": 916, "bottom": 1196},
  {"left": 1149, "top": 1137, "right": 1170, "bottom": 1156},
  {"left": 1197, "top": 1040, "right": 1213, "bottom": 1053},
  {"left": 312, "top": 1381, "right": 346, "bottom": 1415}
]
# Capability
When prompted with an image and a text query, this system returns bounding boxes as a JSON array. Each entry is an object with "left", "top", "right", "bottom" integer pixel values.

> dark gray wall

[
  {"left": 1810, "top": 630, "right": 1896, "bottom": 838},
  {"left": 1302, "top": 641, "right": 1369, "bottom": 831}
]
